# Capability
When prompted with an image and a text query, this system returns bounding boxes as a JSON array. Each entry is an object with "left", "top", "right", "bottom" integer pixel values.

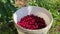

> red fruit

[{"left": 17, "top": 14, "right": 46, "bottom": 30}]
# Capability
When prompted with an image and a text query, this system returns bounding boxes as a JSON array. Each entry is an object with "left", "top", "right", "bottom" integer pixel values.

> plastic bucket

[{"left": 13, "top": 6, "right": 53, "bottom": 34}]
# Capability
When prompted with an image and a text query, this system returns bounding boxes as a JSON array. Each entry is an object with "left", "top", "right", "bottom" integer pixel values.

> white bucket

[{"left": 13, "top": 6, "right": 53, "bottom": 34}]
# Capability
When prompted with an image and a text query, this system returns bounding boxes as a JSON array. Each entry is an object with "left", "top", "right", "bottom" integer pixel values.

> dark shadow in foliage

[{"left": 0, "top": 0, "right": 18, "bottom": 34}]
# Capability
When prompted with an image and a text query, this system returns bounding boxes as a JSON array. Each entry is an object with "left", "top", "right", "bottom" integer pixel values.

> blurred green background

[{"left": 0, "top": 0, "right": 60, "bottom": 34}]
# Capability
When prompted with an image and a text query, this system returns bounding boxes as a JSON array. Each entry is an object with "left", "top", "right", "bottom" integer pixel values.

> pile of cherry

[{"left": 17, "top": 14, "right": 46, "bottom": 30}]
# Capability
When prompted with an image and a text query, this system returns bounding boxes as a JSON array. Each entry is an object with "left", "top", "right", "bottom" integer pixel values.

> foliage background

[{"left": 0, "top": 0, "right": 60, "bottom": 34}]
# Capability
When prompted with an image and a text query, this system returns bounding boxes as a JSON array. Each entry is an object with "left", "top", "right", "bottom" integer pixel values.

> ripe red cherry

[{"left": 17, "top": 14, "right": 46, "bottom": 30}]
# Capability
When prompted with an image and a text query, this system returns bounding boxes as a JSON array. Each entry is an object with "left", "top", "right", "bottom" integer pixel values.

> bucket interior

[{"left": 13, "top": 6, "right": 53, "bottom": 28}]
